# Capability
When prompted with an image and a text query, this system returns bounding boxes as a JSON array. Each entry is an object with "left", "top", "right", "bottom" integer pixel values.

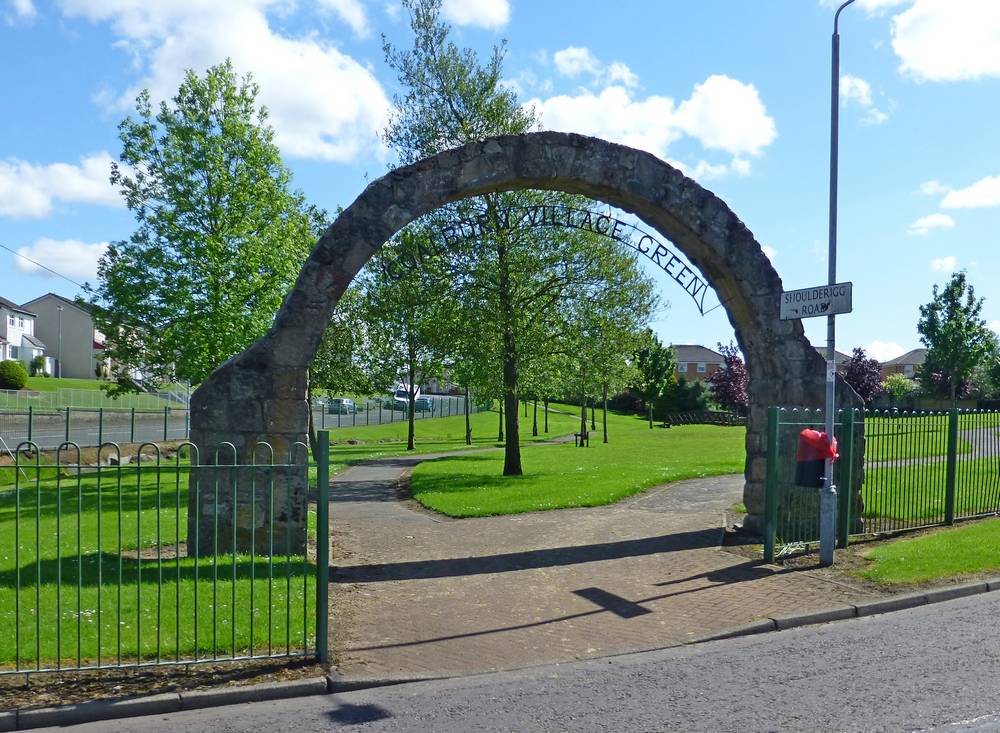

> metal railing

[
  {"left": 0, "top": 433, "right": 331, "bottom": 674},
  {"left": 764, "top": 407, "right": 1000, "bottom": 560},
  {"left": 0, "top": 387, "right": 187, "bottom": 410},
  {"left": 0, "top": 407, "right": 190, "bottom": 450},
  {"left": 311, "top": 394, "right": 485, "bottom": 430}
]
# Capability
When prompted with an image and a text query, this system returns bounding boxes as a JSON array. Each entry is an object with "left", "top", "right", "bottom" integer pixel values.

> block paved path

[{"left": 329, "top": 452, "right": 882, "bottom": 681}]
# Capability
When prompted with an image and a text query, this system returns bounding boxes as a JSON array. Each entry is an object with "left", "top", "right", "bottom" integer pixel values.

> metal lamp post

[
  {"left": 56, "top": 305, "right": 63, "bottom": 379},
  {"left": 820, "top": 0, "right": 857, "bottom": 567}
]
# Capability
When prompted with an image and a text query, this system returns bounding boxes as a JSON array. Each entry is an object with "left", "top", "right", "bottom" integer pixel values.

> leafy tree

[
  {"left": 842, "top": 347, "right": 883, "bottom": 405},
  {"left": 881, "top": 373, "right": 916, "bottom": 406},
  {"left": 663, "top": 378, "right": 713, "bottom": 413},
  {"left": 706, "top": 342, "right": 749, "bottom": 412},
  {"left": 917, "top": 271, "right": 994, "bottom": 405},
  {"left": 89, "top": 60, "right": 324, "bottom": 392},
  {"left": 630, "top": 329, "right": 676, "bottom": 408}
]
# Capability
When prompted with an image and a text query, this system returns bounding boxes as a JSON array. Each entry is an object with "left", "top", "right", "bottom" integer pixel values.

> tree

[
  {"left": 706, "top": 342, "right": 749, "bottom": 412},
  {"left": 89, "top": 60, "right": 324, "bottom": 392},
  {"left": 630, "top": 329, "right": 676, "bottom": 408},
  {"left": 881, "top": 373, "right": 916, "bottom": 407},
  {"left": 917, "top": 271, "right": 994, "bottom": 405},
  {"left": 842, "top": 347, "right": 883, "bottom": 405}
]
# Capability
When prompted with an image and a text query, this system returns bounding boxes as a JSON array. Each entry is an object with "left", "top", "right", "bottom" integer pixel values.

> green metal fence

[
  {"left": 0, "top": 407, "right": 190, "bottom": 451},
  {"left": 765, "top": 407, "right": 1000, "bottom": 560},
  {"left": 0, "top": 432, "right": 331, "bottom": 673}
]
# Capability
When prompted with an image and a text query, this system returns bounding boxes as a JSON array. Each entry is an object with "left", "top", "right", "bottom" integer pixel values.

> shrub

[
  {"left": 0, "top": 360, "right": 29, "bottom": 390},
  {"left": 29, "top": 355, "right": 47, "bottom": 377}
]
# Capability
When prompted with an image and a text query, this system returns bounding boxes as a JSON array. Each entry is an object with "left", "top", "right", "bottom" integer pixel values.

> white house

[{"left": 0, "top": 296, "right": 50, "bottom": 373}]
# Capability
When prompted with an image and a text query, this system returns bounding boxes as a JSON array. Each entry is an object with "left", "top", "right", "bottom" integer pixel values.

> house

[
  {"left": 811, "top": 345, "right": 853, "bottom": 373},
  {"left": 0, "top": 297, "right": 50, "bottom": 373},
  {"left": 881, "top": 348, "right": 927, "bottom": 380},
  {"left": 20, "top": 293, "right": 109, "bottom": 380},
  {"left": 672, "top": 344, "right": 725, "bottom": 382}
]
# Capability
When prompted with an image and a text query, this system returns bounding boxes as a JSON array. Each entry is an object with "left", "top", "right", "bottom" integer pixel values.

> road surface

[{"left": 43, "top": 591, "right": 1000, "bottom": 732}]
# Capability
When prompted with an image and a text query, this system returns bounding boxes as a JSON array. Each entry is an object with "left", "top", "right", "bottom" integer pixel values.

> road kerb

[
  {"left": 923, "top": 581, "right": 989, "bottom": 603},
  {"left": 853, "top": 593, "right": 927, "bottom": 617},
  {"left": 327, "top": 673, "right": 441, "bottom": 693},
  {"left": 179, "top": 677, "right": 329, "bottom": 710},
  {"left": 16, "top": 692, "right": 182, "bottom": 730},
  {"left": 770, "top": 605, "right": 857, "bottom": 630}
]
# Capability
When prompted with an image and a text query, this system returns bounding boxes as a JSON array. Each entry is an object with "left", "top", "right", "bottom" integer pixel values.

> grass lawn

[
  {"left": 22, "top": 377, "right": 108, "bottom": 392},
  {"left": 326, "top": 407, "right": 581, "bottom": 474},
  {"left": 0, "top": 462, "right": 313, "bottom": 668},
  {"left": 408, "top": 411, "right": 745, "bottom": 517},
  {"left": 857, "top": 517, "right": 1000, "bottom": 584}
]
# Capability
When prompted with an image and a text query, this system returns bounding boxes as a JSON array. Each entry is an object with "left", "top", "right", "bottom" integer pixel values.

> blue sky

[{"left": 2, "top": 0, "right": 999, "bottom": 362}]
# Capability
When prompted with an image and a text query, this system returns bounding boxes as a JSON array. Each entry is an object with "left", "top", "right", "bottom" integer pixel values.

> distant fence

[
  {"left": 764, "top": 407, "right": 1000, "bottom": 560},
  {"left": 661, "top": 410, "right": 745, "bottom": 427},
  {"left": 0, "top": 387, "right": 188, "bottom": 410},
  {"left": 0, "top": 394, "right": 486, "bottom": 450},
  {"left": 0, "top": 433, "right": 332, "bottom": 674}
]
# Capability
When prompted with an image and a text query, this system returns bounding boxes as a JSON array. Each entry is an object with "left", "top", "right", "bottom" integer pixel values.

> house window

[
  {"left": 697, "top": 362, "right": 707, "bottom": 373},
  {"left": 7, "top": 317, "right": 13, "bottom": 327},
  {"left": 678, "top": 363, "right": 688, "bottom": 373},
  {"left": 17, "top": 318, "right": 23, "bottom": 328},
  {"left": 904, "top": 365, "right": 914, "bottom": 377},
  {"left": 9, "top": 346, "right": 18, "bottom": 359}
]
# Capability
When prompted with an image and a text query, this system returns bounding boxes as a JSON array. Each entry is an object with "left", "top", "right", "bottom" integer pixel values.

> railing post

[
  {"left": 945, "top": 407, "right": 959, "bottom": 524},
  {"left": 98, "top": 407, "right": 104, "bottom": 447},
  {"left": 27, "top": 406, "right": 32, "bottom": 442},
  {"left": 315, "top": 430, "right": 330, "bottom": 664},
  {"left": 130, "top": 407, "right": 136, "bottom": 444},
  {"left": 837, "top": 408, "right": 855, "bottom": 548},
  {"left": 764, "top": 406, "right": 780, "bottom": 563},
  {"left": 65, "top": 407, "right": 70, "bottom": 444},
  {"left": 163, "top": 406, "right": 169, "bottom": 441}
]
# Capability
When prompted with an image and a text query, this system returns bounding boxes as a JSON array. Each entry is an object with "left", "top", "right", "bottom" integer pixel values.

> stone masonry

[{"left": 188, "top": 131, "right": 864, "bottom": 553}]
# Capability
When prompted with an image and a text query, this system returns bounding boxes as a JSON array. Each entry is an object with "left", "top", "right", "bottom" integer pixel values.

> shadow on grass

[{"left": 333, "top": 528, "right": 721, "bottom": 583}]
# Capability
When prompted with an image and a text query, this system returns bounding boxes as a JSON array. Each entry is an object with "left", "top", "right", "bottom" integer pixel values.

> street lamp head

[{"left": 834, "top": 0, "right": 857, "bottom": 33}]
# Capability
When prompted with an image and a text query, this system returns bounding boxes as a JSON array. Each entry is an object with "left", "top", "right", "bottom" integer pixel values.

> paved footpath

[{"left": 330, "top": 454, "right": 884, "bottom": 682}]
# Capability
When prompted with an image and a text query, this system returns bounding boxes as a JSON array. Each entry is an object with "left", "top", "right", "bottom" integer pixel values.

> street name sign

[{"left": 779, "top": 282, "right": 853, "bottom": 320}]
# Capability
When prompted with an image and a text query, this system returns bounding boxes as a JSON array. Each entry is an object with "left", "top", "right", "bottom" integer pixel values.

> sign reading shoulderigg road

[{"left": 779, "top": 281, "right": 853, "bottom": 320}]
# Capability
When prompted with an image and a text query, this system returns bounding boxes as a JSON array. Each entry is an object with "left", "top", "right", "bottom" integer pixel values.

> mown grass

[
  {"left": 857, "top": 518, "right": 1000, "bottom": 584},
  {"left": 409, "top": 412, "right": 745, "bottom": 517},
  {"left": 0, "top": 462, "right": 313, "bottom": 667},
  {"left": 326, "top": 407, "right": 581, "bottom": 474}
]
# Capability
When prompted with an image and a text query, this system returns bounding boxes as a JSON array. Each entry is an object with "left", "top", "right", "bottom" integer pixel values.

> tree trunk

[
  {"left": 498, "top": 399, "right": 504, "bottom": 443},
  {"left": 406, "top": 352, "right": 416, "bottom": 451},
  {"left": 590, "top": 400, "right": 596, "bottom": 430},
  {"left": 544, "top": 398, "right": 549, "bottom": 433},
  {"left": 465, "top": 385, "right": 472, "bottom": 446},
  {"left": 495, "top": 220, "right": 522, "bottom": 476},
  {"left": 532, "top": 398, "right": 538, "bottom": 437},
  {"left": 602, "top": 382, "right": 608, "bottom": 444},
  {"left": 951, "top": 377, "right": 958, "bottom": 408},
  {"left": 503, "top": 386, "right": 522, "bottom": 475},
  {"left": 579, "top": 395, "right": 587, "bottom": 447}
]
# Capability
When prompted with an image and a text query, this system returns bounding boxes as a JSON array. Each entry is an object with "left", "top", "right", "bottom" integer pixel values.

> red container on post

[{"left": 795, "top": 428, "right": 838, "bottom": 488}]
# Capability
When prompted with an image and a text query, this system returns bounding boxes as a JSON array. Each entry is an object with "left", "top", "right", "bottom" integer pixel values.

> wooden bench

[{"left": 574, "top": 431, "right": 590, "bottom": 447}]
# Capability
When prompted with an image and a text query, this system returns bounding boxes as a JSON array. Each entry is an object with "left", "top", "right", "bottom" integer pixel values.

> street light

[
  {"left": 56, "top": 305, "right": 63, "bottom": 379},
  {"left": 820, "top": 0, "right": 857, "bottom": 567}
]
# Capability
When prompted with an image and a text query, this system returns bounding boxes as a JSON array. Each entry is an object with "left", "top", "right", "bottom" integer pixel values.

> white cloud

[
  {"left": 7, "top": 0, "right": 35, "bottom": 19},
  {"left": 919, "top": 179, "right": 950, "bottom": 195},
  {"left": 909, "top": 213, "right": 955, "bottom": 235},
  {"left": 929, "top": 255, "right": 957, "bottom": 272},
  {"left": 15, "top": 238, "right": 109, "bottom": 282},
  {"left": 941, "top": 175, "right": 1000, "bottom": 209},
  {"left": 318, "top": 0, "right": 369, "bottom": 37},
  {"left": 672, "top": 75, "right": 777, "bottom": 157},
  {"left": 0, "top": 152, "right": 120, "bottom": 219},
  {"left": 761, "top": 245, "right": 777, "bottom": 263},
  {"left": 384, "top": 2, "right": 401, "bottom": 22},
  {"left": 59, "top": 0, "right": 391, "bottom": 163},
  {"left": 606, "top": 62, "right": 638, "bottom": 89},
  {"left": 839, "top": 74, "right": 889, "bottom": 125},
  {"left": 527, "top": 74, "right": 776, "bottom": 179},
  {"left": 441, "top": 0, "right": 509, "bottom": 28},
  {"left": 864, "top": 340, "right": 906, "bottom": 362},
  {"left": 990, "top": 320, "right": 1000, "bottom": 334},
  {"left": 892, "top": 0, "right": 1000, "bottom": 82},
  {"left": 553, "top": 47, "right": 601, "bottom": 77}
]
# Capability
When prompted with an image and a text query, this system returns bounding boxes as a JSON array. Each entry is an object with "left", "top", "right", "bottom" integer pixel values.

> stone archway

[{"left": 189, "top": 130, "right": 861, "bottom": 546}]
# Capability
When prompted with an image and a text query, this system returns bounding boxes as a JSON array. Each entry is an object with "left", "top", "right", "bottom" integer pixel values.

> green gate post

[
  {"left": 945, "top": 407, "right": 959, "bottom": 524},
  {"left": 764, "top": 406, "right": 780, "bottom": 563},
  {"left": 836, "top": 408, "right": 855, "bottom": 549},
  {"left": 130, "top": 407, "right": 136, "bottom": 443},
  {"left": 65, "top": 407, "right": 70, "bottom": 444},
  {"left": 27, "top": 406, "right": 32, "bottom": 442},
  {"left": 315, "top": 430, "right": 330, "bottom": 664},
  {"left": 163, "top": 406, "right": 169, "bottom": 441},
  {"left": 98, "top": 407, "right": 104, "bottom": 447}
]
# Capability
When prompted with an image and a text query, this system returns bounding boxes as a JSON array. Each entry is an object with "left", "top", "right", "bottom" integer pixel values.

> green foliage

[
  {"left": 661, "top": 377, "right": 714, "bottom": 413},
  {"left": 630, "top": 330, "right": 676, "bottom": 406},
  {"left": 29, "top": 355, "right": 47, "bottom": 377},
  {"left": 881, "top": 373, "right": 917, "bottom": 404},
  {"left": 917, "top": 271, "right": 993, "bottom": 403},
  {"left": 0, "top": 360, "right": 28, "bottom": 390},
  {"left": 89, "top": 60, "right": 325, "bottom": 393}
]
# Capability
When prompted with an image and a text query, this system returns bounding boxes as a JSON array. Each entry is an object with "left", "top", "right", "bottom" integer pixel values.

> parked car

[
  {"left": 327, "top": 397, "right": 357, "bottom": 414},
  {"left": 414, "top": 396, "right": 434, "bottom": 412}
]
